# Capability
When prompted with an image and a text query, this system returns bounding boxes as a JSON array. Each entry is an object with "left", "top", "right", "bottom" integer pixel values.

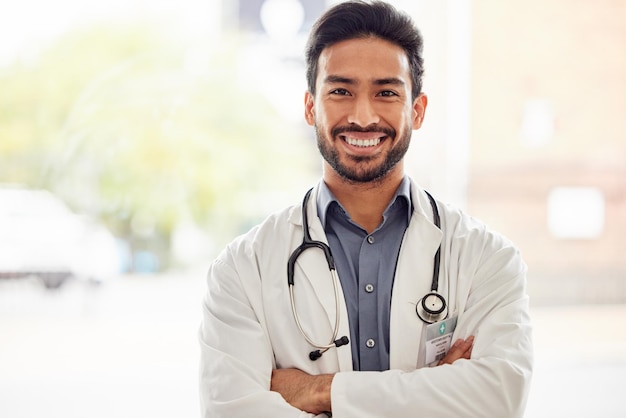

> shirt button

[
  {"left": 367, "top": 235, "right": 375, "bottom": 244},
  {"left": 366, "top": 338, "right": 376, "bottom": 348},
  {"left": 365, "top": 283, "right": 374, "bottom": 293}
]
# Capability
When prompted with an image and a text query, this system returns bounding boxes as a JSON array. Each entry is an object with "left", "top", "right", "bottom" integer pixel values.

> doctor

[{"left": 199, "top": 1, "right": 533, "bottom": 417}]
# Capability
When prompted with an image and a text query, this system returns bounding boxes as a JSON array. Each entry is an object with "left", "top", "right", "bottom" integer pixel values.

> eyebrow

[
  {"left": 324, "top": 75, "right": 355, "bottom": 85},
  {"left": 324, "top": 75, "right": 406, "bottom": 87},
  {"left": 373, "top": 77, "right": 406, "bottom": 87}
]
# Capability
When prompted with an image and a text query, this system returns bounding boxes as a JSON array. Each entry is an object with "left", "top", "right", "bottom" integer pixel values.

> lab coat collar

[{"left": 315, "top": 176, "right": 413, "bottom": 228}]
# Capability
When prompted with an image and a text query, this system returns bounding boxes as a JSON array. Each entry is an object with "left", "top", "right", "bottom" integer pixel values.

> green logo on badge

[{"left": 439, "top": 322, "right": 446, "bottom": 335}]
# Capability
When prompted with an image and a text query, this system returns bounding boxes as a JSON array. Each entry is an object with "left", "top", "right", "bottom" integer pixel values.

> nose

[{"left": 347, "top": 96, "right": 380, "bottom": 127}]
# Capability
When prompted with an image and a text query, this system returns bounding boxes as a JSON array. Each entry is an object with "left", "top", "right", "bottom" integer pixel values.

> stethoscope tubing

[
  {"left": 287, "top": 188, "right": 344, "bottom": 353},
  {"left": 288, "top": 267, "right": 342, "bottom": 351}
]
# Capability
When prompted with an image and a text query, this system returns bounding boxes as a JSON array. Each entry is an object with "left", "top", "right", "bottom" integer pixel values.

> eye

[
  {"left": 378, "top": 90, "right": 398, "bottom": 97},
  {"left": 330, "top": 88, "right": 351, "bottom": 96}
]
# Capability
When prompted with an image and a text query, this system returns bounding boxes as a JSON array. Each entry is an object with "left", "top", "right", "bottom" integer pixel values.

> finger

[
  {"left": 449, "top": 338, "right": 471, "bottom": 358},
  {"left": 458, "top": 336, "right": 474, "bottom": 358},
  {"left": 437, "top": 340, "right": 464, "bottom": 365},
  {"left": 437, "top": 336, "right": 474, "bottom": 365},
  {"left": 463, "top": 337, "right": 474, "bottom": 359},
  {"left": 459, "top": 343, "right": 472, "bottom": 360}
]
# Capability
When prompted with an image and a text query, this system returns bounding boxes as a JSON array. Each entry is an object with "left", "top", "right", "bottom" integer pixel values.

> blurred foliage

[{"left": 0, "top": 22, "right": 317, "bottom": 269}]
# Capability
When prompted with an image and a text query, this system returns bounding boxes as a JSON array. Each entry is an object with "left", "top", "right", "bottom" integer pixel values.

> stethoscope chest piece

[{"left": 416, "top": 291, "right": 448, "bottom": 324}]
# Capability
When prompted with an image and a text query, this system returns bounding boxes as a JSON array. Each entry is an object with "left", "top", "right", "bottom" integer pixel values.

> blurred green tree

[{"left": 0, "top": 23, "right": 317, "bottom": 270}]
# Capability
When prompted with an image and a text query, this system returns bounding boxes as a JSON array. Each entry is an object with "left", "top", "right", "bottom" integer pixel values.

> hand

[
  {"left": 270, "top": 368, "right": 334, "bottom": 414},
  {"left": 437, "top": 335, "right": 474, "bottom": 366}
]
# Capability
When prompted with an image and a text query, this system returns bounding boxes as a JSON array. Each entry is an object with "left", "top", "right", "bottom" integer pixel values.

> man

[{"left": 199, "top": 1, "right": 533, "bottom": 417}]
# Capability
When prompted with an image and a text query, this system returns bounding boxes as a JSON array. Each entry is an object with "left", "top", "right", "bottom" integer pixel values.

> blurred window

[{"left": 547, "top": 186, "right": 605, "bottom": 239}]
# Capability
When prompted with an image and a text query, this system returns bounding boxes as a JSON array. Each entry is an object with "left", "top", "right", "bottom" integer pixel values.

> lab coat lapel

[
  {"left": 389, "top": 184, "right": 443, "bottom": 371},
  {"left": 288, "top": 186, "right": 353, "bottom": 372}
]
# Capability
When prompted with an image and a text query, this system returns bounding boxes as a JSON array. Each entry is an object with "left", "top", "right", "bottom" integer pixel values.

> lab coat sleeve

[
  {"left": 330, "top": 236, "right": 533, "bottom": 418},
  {"left": 198, "top": 244, "right": 323, "bottom": 418}
]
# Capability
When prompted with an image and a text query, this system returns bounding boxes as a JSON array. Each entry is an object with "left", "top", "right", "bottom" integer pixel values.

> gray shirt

[{"left": 316, "top": 178, "right": 412, "bottom": 371}]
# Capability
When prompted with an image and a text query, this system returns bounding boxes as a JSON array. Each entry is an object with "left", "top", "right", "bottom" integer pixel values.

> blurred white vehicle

[{"left": 0, "top": 185, "right": 121, "bottom": 289}]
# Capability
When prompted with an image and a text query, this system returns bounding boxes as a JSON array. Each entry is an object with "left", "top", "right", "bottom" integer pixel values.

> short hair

[{"left": 305, "top": 0, "right": 424, "bottom": 100}]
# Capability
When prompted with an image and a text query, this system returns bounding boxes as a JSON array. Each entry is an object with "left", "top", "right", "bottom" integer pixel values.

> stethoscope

[{"left": 287, "top": 187, "right": 447, "bottom": 361}]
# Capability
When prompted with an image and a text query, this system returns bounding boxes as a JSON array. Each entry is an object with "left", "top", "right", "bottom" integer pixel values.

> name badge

[{"left": 423, "top": 316, "right": 457, "bottom": 366}]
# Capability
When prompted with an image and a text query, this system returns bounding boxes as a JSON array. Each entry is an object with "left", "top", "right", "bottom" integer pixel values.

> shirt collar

[{"left": 316, "top": 176, "right": 413, "bottom": 228}]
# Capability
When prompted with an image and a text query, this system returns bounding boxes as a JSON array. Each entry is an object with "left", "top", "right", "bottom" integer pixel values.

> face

[{"left": 305, "top": 36, "right": 427, "bottom": 184}]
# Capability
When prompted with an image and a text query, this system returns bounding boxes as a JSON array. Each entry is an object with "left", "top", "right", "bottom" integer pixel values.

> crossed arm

[{"left": 270, "top": 336, "right": 474, "bottom": 415}]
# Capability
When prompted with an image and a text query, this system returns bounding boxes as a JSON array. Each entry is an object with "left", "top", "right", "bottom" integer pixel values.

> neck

[{"left": 323, "top": 163, "right": 405, "bottom": 234}]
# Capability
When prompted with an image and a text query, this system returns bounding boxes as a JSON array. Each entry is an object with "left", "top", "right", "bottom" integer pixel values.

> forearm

[
  {"left": 331, "top": 318, "right": 532, "bottom": 418},
  {"left": 270, "top": 369, "right": 333, "bottom": 414},
  {"left": 200, "top": 259, "right": 314, "bottom": 418},
  {"left": 332, "top": 356, "right": 531, "bottom": 418},
  {"left": 200, "top": 318, "right": 326, "bottom": 417}
]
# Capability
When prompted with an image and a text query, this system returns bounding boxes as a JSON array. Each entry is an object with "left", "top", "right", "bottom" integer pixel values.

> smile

[{"left": 342, "top": 136, "right": 383, "bottom": 147}]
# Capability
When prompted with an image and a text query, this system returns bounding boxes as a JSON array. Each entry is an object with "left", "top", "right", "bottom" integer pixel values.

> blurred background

[{"left": 0, "top": 0, "right": 624, "bottom": 416}]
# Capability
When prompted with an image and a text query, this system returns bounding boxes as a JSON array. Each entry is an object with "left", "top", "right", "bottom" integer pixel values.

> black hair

[{"left": 305, "top": 0, "right": 424, "bottom": 99}]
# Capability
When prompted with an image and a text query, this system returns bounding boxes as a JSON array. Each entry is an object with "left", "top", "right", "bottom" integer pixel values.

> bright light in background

[
  {"left": 520, "top": 98, "right": 556, "bottom": 148},
  {"left": 0, "top": 0, "right": 216, "bottom": 65},
  {"left": 260, "top": 0, "right": 305, "bottom": 40},
  {"left": 548, "top": 187, "right": 605, "bottom": 239}
]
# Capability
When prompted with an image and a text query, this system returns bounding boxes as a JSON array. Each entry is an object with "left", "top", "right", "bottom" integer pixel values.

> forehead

[{"left": 317, "top": 37, "right": 411, "bottom": 84}]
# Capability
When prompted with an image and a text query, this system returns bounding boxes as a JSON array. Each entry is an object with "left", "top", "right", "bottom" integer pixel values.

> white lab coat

[{"left": 199, "top": 180, "right": 533, "bottom": 417}]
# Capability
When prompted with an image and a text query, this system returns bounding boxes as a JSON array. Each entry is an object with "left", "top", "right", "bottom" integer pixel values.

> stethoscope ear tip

[
  {"left": 308, "top": 335, "right": 349, "bottom": 361},
  {"left": 335, "top": 336, "right": 349, "bottom": 347}
]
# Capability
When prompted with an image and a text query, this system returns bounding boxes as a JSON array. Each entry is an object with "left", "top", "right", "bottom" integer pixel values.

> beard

[{"left": 315, "top": 124, "right": 411, "bottom": 183}]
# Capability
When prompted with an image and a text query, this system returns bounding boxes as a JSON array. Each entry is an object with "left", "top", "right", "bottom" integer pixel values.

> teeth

[{"left": 344, "top": 137, "right": 381, "bottom": 147}]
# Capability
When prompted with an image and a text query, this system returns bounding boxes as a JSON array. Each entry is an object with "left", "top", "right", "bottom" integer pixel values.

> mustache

[{"left": 331, "top": 124, "right": 396, "bottom": 139}]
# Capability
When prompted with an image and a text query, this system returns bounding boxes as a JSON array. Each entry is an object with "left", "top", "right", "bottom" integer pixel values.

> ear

[
  {"left": 412, "top": 93, "right": 428, "bottom": 130},
  {"left": 304, "top": 91, "right": 315, "bottom": 126}
]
